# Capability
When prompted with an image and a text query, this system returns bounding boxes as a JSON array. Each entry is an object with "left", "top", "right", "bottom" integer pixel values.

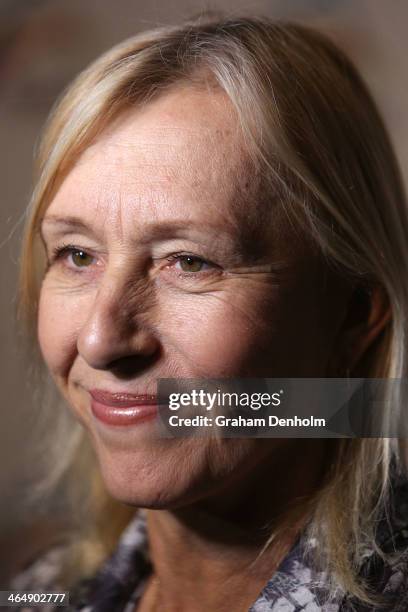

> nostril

[
  {"left": 107, "top": 351, "right": 162, "bottom": 379},
  {"left": 78, "top": 331, "right": 161, "bottom": 372}
]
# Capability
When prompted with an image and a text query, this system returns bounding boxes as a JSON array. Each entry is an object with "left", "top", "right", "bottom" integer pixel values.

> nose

[{"left": 77, "top": 277, "right": 160, "bottom": 371}]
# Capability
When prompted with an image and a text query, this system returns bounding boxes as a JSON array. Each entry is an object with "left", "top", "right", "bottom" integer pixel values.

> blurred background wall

[{"left": 1, "top": 0, "right": 407, "bottom": 583}]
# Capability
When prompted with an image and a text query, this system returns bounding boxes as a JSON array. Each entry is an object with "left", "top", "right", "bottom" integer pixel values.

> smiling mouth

[{"left": 89, "top": 389, "right": 160, "bottom": 426}]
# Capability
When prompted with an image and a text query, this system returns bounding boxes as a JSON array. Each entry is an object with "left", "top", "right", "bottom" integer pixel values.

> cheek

[
  {"left": 37, "top": 286, "right": 84, "bottom": 381},
  {"left": 156, "top": 276, "right": 327, "bottom": 378},
  {"left": 156, "top": 287, "right": 279, "bottom": 376}
]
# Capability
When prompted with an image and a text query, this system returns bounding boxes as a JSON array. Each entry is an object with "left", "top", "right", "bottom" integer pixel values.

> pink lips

[{"left": 89, "top": 389, "right": 159, "bottom": 426}]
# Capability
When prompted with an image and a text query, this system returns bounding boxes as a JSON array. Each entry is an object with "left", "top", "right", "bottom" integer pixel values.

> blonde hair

[{"left": 19, "top": 14, "right": 408, "bottom": 605}]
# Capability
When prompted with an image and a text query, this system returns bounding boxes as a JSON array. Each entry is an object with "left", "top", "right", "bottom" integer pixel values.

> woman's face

[{"left": 38, "top": 86, "right": 346, "bottom": 508}]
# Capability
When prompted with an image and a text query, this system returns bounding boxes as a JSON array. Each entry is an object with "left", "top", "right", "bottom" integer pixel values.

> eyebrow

[
  {"left": 40, "top": 215, "right": 91, "bottom": 234},
  {"left": 39, "top": 214, "right": 237, "bottom": 243}
]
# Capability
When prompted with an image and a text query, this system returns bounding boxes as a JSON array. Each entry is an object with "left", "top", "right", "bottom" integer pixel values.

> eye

[
  {"left": 165, "top": 253, "right": 219, "bottom": 275},
  {"left": 70, "top": 249, "right": 94, "bottom": 267},
  {"left": 176, "top": 255, "right": 208, "bottom": 273},
  {"left": 50, "top": 244, "right": 96, "bottom": 270},
  {"left": 161, "top": 253, "right": 219, "bottom": 281}
]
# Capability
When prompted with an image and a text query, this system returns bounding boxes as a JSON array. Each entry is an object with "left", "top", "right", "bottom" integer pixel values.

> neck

[{"left": 142, "top": 439, "right": 333, "bottom": 612}]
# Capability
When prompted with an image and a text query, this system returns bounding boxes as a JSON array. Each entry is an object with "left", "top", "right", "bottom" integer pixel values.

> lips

[
  {"left": 90, "top": 389, "right": 158, "bottom": 407},
  {"left": 89, "top": 389, "right": 160, "bottom": 426}
]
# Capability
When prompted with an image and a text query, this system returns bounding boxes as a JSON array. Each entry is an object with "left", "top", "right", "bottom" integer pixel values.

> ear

[{"left": 329, "top": 283, "right": 391, "bottom": 377}]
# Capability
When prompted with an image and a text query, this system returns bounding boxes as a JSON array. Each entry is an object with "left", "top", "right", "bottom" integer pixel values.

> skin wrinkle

[
  {"left": 91, "top": 99, "right": 264, "bottom": 236},
  {"left": 138, "top": 269, "right": 294, "bottom": 378},
  {"left": 41, "top": 224, "right": 264, "bottom": 270},
  {"left": 37, "top": 86, "right": 349, "bottom": 612}
]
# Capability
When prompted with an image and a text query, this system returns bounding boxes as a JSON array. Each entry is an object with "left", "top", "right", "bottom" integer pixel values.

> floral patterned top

[{"left": 9, "top": 472, "right": 408, "bottom": 612}]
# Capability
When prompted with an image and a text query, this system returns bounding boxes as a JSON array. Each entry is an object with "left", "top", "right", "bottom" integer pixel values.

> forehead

[{"left": 45, "top": 86, "right": 259, "bottom": 233}]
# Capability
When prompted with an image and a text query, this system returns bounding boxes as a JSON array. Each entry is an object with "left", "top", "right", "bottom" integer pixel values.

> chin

[
  {"left": 100, "top": 469, "right": 206, "bottom": 510},
  {"left": 93, "top": 439, "right": 212, "bottom": 510},
  {"left": 102, "top": 478, "right": 182, "bottom": 509}
]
